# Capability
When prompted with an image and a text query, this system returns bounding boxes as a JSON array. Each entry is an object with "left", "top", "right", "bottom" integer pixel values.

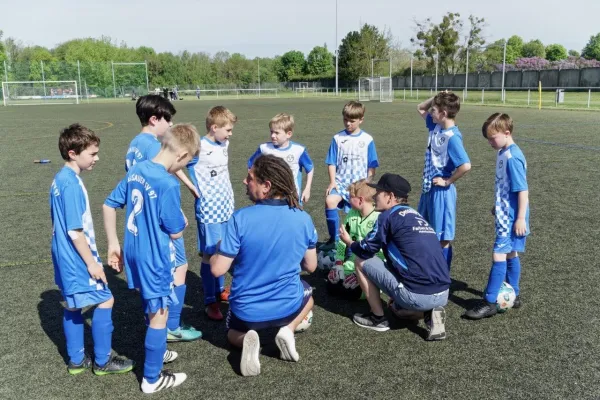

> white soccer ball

[
  {"left": 317, "top": 249, "right": 336, "bottom": 271},
  {"left": 496, "top": 282, "right": 516, "bottom": 312},
  {"left": 295, "top": 310, "right": 313, "bottom": 333}
]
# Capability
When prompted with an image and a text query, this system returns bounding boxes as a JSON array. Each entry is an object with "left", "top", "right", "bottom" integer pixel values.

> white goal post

[
  {"left": 358, "top": 77, "right": 393, "bottom": 102},
  {"left": 2, "top": 81, "right": 79, "bottom": 106}
]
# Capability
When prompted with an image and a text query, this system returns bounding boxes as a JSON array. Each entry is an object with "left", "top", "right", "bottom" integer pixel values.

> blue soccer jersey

[
  {"left": 421, "top": 114, "right": 470, "bottom": 193},
  {"left": 247, "top": 142, "right": 314, "bottom": 198},
  {"left": 325, "top": 130, "right": 379, "bottom": 201},
  {"left": 187, "top": 137, "right": 234, "bottom": 224},
  {"left": 494, "top": 144, "right": 529, "bottom": 237},
  {"left": 50, "top": 166, "right": 104, "bottom": 295},
  {"left": 125, "top": 133, "right": 161, "bottom": 171},
  {"left": 218, "top": 199, "right": 318, "bottom": 322},
  {"left": 104, "top": 161, "right": 186, "bottom": 299}
]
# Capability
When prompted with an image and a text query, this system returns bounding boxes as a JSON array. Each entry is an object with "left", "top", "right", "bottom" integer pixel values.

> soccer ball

[
  {"left": 295, "top": 310, "right": 313, "bottom": 333},
  {"left": 496, "top": 282, "right": 516, "bottom": 312},
  {"left": 317, "top": 249, "right": 336, "bottom": 271}
]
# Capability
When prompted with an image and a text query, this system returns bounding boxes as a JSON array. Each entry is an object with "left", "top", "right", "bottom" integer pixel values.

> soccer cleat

[
  {"left": 352, "top": 312, "right": 390, "bottom": 332},
  {"left": 275, "top": 326, "right": 299, "bottom": 362},
  {"left": 92, "top": 354, "right": 135, "bottom": 376},
  {"left": 463, "top": 300, "right": 498, "bottom": 320},
  {"left": 424, "top": 307, "right": 447, "bottom": 341},
  {"left": 513, "top": 295, "right": 522, "bottom": 309},
  {"left": 141, "top": 370, "right": 187, "bottom": 393},
  {"left": 205, "top": 303, "right": 224, "bottom": 321},
  {"left": 240, "top": 330, "right": 261, "bottom": 377},
  {"left": 219, "top": 286, "right": 231, "bottom": 303},
  {"left": 67, "top": 354, "right": 92, "bottom": 375},
  {"left": 167, "top": 324, "right": 203, "bottom": 342},
  {"left": 163, "top": 349, "right": 178, "bottom": 364}
]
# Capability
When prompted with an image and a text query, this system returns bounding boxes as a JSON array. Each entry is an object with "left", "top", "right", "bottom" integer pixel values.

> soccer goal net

[
  {"left": 358, "top": 77, "right": 393, "bottom": 102},
  {"left": 2, "top": 81, "right": 79, "bottom": 106}
]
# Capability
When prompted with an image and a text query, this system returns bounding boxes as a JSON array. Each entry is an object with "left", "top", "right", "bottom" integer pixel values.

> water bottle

[{"left": 34, "top": 159, "right": 51, "bottom": 164}]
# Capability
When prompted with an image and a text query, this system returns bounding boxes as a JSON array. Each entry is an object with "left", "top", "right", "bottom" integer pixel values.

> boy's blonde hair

[
  {"left": 206, "top": 106, "right": 237, "bottom": 132},
  {"left": 348, "top": 179, "right": 376, "bottom": 200},
  {"left": 162, "top": 123, "right": 201, "bottom": 157},
  {"left": 482, "top": 113, "right": 514, "bottom": 138},
  {"left": 269, "top": 113, "right": 295, "bottom": 133},
  {"left": 342, "top": 101, "right": 365, "bottom": 119}
]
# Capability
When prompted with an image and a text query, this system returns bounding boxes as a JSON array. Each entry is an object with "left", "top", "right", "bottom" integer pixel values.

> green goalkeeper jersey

[{"left": 336, "top": 208, "right": 384, "bottom": 275}]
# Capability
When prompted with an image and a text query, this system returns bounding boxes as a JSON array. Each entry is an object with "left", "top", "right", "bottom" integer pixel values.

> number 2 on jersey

[{"left": 127, "top": 189, "right": 144, "bottom": 236}]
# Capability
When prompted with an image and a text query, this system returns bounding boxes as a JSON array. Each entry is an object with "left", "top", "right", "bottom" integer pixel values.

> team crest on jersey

[
  {"left": 343, "top": 156, "right": 348, "bottom": 163},
  {"left": 438, "top": 136, "right": 446, "bottom": 145},
  {"left": 286, "top": 154, "right": 295, "bottom": 163},
  {"left": 367, "top": 221, "right": 374, "bottom": 229},
  {"left": 498, "top": 160, "right": 503, "bottom": 169},
  {"left": 358, "top": 141, "right": 365, "bottom": 148},
  {"left": 210, "top": 170, "right": 217, "bottom": 177}
]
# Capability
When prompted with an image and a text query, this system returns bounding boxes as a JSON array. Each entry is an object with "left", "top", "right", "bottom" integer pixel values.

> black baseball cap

[{"left": 367, "top": 173, "right": 411, "bottom": 198}]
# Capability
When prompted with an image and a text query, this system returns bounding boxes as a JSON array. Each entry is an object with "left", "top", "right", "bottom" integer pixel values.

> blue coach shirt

[
  {"left": 105, "top": 161, "right": 186, "bottom": 299},
  {"left": 218, "top": 199, "right": 318, "bottom": 322},
  {"left": 125, "top": 133, "right": 161, "bottom": 171},
  {"left": 351, "top": 204, "right": 450, "bottom": 295}
]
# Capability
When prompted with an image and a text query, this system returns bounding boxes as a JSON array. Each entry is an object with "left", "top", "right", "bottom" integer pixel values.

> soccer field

[{"left": 0, "top": 98, "right": 599, "bottom": 399}]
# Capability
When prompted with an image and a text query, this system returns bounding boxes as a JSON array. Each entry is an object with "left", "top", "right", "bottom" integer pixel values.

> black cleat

[
  {"left": 68, "top": 354, "right": 92, "bottom": 375},
  {"left": 512, "top": 295, "right": 522, "bottom": 309},
  {"left": 463, "top": 300, "right": 498, "bottom": 320},
  {"left": 93, "top": 354, "right": 135, "bottom": 376}
]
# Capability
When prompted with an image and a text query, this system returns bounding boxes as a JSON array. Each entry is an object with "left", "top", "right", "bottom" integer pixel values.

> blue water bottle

[{"left": 34, "top": 159, "right": 51, "bottom": 164}]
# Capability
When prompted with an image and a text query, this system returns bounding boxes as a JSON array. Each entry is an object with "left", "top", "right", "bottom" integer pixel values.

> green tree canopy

[
  {"left": 338, "top": 24, "right": 389, "bottom": 81},
  {"left": 522, "top": 39, "right": 546, "bottom": 58},
  {"left": 411, "top": 12, "right": 463, "bottom": 74},
  {"left": 277, "top": 50, "right": 305, "bottom": 81},
  {"left": 305, "top": 45, "right": 333, "bottom": 76},
  {"left": 545, "top": 44, "right": 568, "bottom": 61},
  {"left": 582, "top": 33, "right": 600, "bottom": 60}
]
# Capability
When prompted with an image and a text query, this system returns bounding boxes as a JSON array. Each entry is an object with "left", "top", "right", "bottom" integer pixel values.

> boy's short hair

[
  {"left": 432, "top": 92, "right": 461, "bottom": 119},
  {"left": 342, "top": 101, "right": 365, "bottom": 120},
  {"left": 206, "top": 106, "right": 238, "bottom": 132},
  {"left": 269, "top": 113, "right": 295, "bottom": 133},
  {"left": 348, "top": 179, "right": 376, "bottom": 201},
  {"left": 162, "top": 123, "right": 201, "bottom": 157},
  {"left": 59, "top": 123, "right": 100, "bottom": 161},
  {"left": 136, "top": 94, "right": 176, "bottom": 126},
  {"left": 482, "top": 113, "right": 514, "bottom": 138}
]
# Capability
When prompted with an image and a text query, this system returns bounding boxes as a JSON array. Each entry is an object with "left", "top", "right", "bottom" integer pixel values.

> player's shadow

[
  {"left": 37, "top": 269, "right": 144, "bottom": 371},
  {"left": 448, "top": 278, "right": 484, "bottom": 311}
]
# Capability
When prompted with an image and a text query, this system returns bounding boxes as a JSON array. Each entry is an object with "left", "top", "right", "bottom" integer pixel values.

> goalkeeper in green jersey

[{"left": 327, "top": 180, "right": 385, "bottom": 299}]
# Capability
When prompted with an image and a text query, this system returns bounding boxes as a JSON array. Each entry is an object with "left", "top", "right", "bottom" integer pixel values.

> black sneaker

[
  {"left": 93, "top": 354, "right": 135, "bottom": 376},
  {"left": 463, "top": 300, "right": 498, "bottom": 320},
  {"left": 513, "top": 295, "right": 522, "bottom": 309},
  {"left": 352, "top": 312, "right": 390, "bottom": 332},
  {"left": 68, "top": 354, "right": 92, "bottom": 375}
]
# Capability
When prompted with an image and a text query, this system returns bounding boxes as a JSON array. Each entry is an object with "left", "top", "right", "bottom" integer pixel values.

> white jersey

[{"left": 188, "top": 137, "right": 234, "bottom": 224}]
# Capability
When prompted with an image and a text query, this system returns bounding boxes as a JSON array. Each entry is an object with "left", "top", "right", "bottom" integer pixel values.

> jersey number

[{"left": 127, "top": 189, "right": 143, "bottom": 236}]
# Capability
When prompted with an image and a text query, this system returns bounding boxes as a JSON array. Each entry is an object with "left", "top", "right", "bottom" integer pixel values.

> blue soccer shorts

[
  {"left": 196, "top": 221, "right": 227, "bottom": 256},
  {"left": 493, "top": 234, "right": 526, "bottom": 254},
  {"left": 143, "top": 288, "right": 178, "bottom": 314},
  {"left": 328, "top": 187, "right": 351, "bottom": 213},
  {"left": 418, "top": 184, "right": 457, "bottom": 241},
  {"left": 63, "top": 286, "right": 113, "bottom": 309}
]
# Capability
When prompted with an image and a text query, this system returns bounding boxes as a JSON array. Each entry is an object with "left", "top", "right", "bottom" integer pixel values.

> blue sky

[{"left": 3, "top": 0, "right": 596, "bottom": 57}]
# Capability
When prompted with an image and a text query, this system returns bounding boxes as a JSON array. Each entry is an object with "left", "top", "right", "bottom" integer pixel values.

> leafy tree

[
  {"left": 545, "top": 44, "right": 568, "bottom": 61},
  {"left": 522, "top": 39, "right": 545, "bottom": 58},
  {"left": 457, "top": 15, "right": 486, "bottom": 72},
  {"left": 582, "top": 33, "right": 600, "bottom": 60},
  {"left": 338, "top": 24, "right": 389, "bottom": 81},
  {"left": 506, "top": 35, "right": 524, "bottom": 63},
  {"left": 277, "top": 50, "right": 305, "bottom": 81},
  {"left": 305, "top": 45, "right": 333, "bottom": 76},
  {"left": 0, "top": 30, "right": 6, "bottom": 63},
  {"left": 568, "top": 49, "right": 580, "bottom": 57},
  {"left": 411, "top": 12, "right": 463, "bottom": 74}
]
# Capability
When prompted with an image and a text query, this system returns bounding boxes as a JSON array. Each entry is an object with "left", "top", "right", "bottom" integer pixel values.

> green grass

[{"left": 1, "top": 99, "right": 599, "bottom": 399}]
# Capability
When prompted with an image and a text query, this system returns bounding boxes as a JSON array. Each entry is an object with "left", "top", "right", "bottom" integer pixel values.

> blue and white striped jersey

[{"left": 494, "top": 144, "right": 529, "bottom": 237}]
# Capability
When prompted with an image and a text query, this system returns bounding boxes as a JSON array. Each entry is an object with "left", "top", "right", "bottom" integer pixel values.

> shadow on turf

[{"left": 448, "top": 278, "right": 484, "bottom": 311}]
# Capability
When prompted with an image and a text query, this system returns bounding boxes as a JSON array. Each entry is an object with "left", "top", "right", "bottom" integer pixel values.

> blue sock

[
  {"left": 215, "top": 275, "right": 225, "bottom": 294},
  {"left": 484, "top": 261, "right": 508, "bottom": 303},
  {"left": 92, "top": 307, "right": 113, "bottom": 367},
  {"left": 63, "top": 309, "right": 84, "bottom": 365},
  {"left": 506, "top": 257, "right": 521, "bottom": 295},
  {"left": 144, "top": 327, "right": 167, "bottom": 384},
  {"left": 201, "top": 262, "right": 217, "bottom": 304},
  {"left": 167, "top": 285, "right": 186, "bottom": 331},
  {"left": 325, "top": 208, "right": 339, "bottom": 241},
  {"left": 442, "top": 246, "right": 453, "bottom": 271}
]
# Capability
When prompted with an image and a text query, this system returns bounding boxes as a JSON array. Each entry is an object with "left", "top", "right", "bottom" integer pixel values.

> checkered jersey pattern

[
  {"left": 421, "top": 125, "right": 455, "bottom": 193},
  {"left": 494, "top": 147, "right": 529, "bottom": 237},
  {"left": 169, "top": 240, "right": 176, "bottom": 290},
  {"left": 76, "top": 175, "right": 104, "bottom": 291},
  {"left": 334, "top": 131, "right": 374, "bottom": 202},
  {"left": 190, "top": 138, "right": 234, "bottom": 224}
]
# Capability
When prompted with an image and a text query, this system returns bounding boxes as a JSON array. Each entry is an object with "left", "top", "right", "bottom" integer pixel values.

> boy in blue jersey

[
  {"left": 103, "top": 124, "right": 200, "bottom": 393},
  {"left": 322, "top": 101, "right": 379, "bottom": 250},
  {"left": 417, "top": 91, "right": 471, "bottom": 271},
  {"left": 464, "top": 113, "right": 529, "bottom": 320},
  {"left": 340, "top": 173, "right": 450, "bottom": 340},
  {"left": 187, "top": 106, "right": 237, "bottom": 320},
  {"left": 247, "top": 113, "right": 314, "bottom": 203},
  {"left": 50, "top": 124, "right": 134, "bottom": 375},
  {"left": 126, "top": 95, "right": 201, "bottom": 342},
  {"left": 211, "top": 155, "right": 317, "bottom": 376}
]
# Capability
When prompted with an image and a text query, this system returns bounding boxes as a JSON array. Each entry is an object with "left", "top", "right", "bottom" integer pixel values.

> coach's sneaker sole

[
  {"left": 167, "top": 325, "right": 203, "bottom": 342},
  {"left": 163, "top": 349, "right": 178, "bottom": 364},
  {"left": 424, "top": 307, "right": 447, "bottom": 341},
  {"left": 93, "top": 355, "right": 135, "bottom": 376},
  {"left": 352, "top": 312, "right": 390, "bottom": 332},
  {"left": 141, "top": 370, "right": 187, "bottom": 393},
  {"left": 67, "top": 354, "right": 92, "bottom": 375},
  {"left": 275, "top": 326, "right": 300, "bottom": 362},
  {"left": 240, "top": 330, "right": 261, "bottom": 377}
]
